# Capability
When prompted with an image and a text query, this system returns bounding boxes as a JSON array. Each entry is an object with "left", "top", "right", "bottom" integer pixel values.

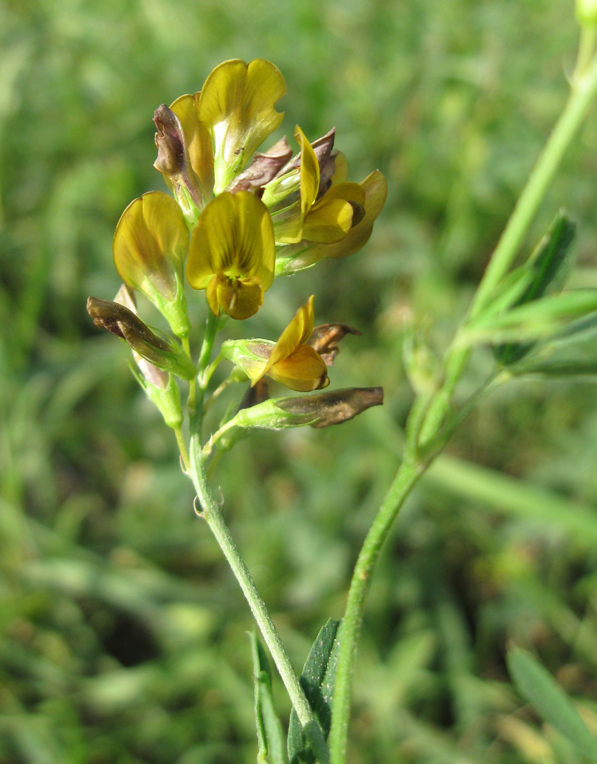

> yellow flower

[
  {"left": 112, "top": 191, "right": 190, "bottom": 337},
  {"left": 185, "top": 191, "right": 275, "bottom": 320},
  {"left": 221, "top": 296, "right": 330, "bottom": 392},
  {"left": 198, "top": 58, "right": 286, "bottom": 193},
  {"left": 271, "top": 126, "right": 366, "bottom": 245},
  {"left": 275, "top": 169, "right": 388, "bottom": 275}
]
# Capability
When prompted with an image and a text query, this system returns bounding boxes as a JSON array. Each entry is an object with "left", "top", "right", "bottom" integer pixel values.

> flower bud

[
  {"left": 113, "top": 191, "right": 191, "bottom": 339},
  {"left": 153, "top": 104, "right": 204, "bottom": 222},
  {"left": 87, "top": 297, "right": 196, "bottom": 380},
  {"left": 230, "top": 386, "right": 384, "bottom": 431},
  {"left": 113, "top": 285, "right": 183, "bottom": 428}
]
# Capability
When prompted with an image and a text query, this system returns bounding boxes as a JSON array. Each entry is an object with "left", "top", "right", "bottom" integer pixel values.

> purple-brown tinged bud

[
  {"left": 153, "top": 104, "right": 204, "bottom": 215},
  {"left": 153, "top": 105, "right": 187, "bottom": 177},
  {"left": 86, "top": 296, "right": 195, "bottom": 380},
  {"left": 276, "top": 386, "right": 384, "bottom": 428},
  {"left": 226, "top": 137, "right": 293, "bottom": 194},
  {"left": 307, "top": 323, "right": 361, "bottom": 366}
]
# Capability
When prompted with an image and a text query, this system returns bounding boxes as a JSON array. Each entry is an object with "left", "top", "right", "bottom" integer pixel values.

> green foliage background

[{"left": 2, "top": 0, "right": 597, "bottom": 761}]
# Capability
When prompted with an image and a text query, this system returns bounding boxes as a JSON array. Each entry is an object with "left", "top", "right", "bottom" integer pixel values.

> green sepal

[
  {"left": 507, "top": 647, "right": 597, "bottom": 759},
  {"left": 492, "top": 211, "right": 576, "bottom": 364},
  {"left": 287, "top": 619, "right": 341, "bottom": 764},
  {"left": 262, "top": 169, "right": 301, "bottom": 209},
  {"left": 221, "top": 338, "right": 275, "bottom": 382},
  {"left": 146, "top": 271, "right": 191, "bottom": 341},
  {"left": 250, "top": 631, "right": 289, "bottom": 764},
  {"left": 234, "top": 397, "right": 319, "bottom": 430},
  {"left": 131, "top": 364, "right": 183, "bottom": 430}
]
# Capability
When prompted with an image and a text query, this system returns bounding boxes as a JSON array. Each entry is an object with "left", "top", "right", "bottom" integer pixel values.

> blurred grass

[{"left": 2, "top": 0, "right": 597, "bottom": 762}]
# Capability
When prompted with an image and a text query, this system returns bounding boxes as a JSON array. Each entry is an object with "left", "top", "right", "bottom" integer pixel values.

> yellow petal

[
  {"left": 170, "top": 93, "right": 214, "bottom": 199},
  {"left": 330, "top": 152, "right": 350, "bottom": 185},
  {"left": 113, "top": 191, "right": 189, "bottom": 300},
  {"left": 295, "top": 125, "right": 320, "bottom": 217},
  {"left": 263, "top": 296, "right": 315, "bottom": 377},
  {"left": 206, "top": 273, "right": 264, "bottom": 320},
  {"left": 271, "top": 127, "right": 322, "bottom": 245},
  {"left": 302, "top": 198, "right": 354, "bottom": 242},
  {"left": 276, "top": 171, "right": 388, "bottom": 274},
  {"left": 198, "top": 59, "right": 286, "bottom": 180},
  {"left": 271, "top": 201, "right": 304, "bottom": 244},
  {"left": 186, "top": 191, "right": 275, "bottom": 293},
  {"left": 303, "top": 181, "right": 366, "bottom": 242},
  {"left": 268, "top": 345, "right": 330, "bottom": 392},
  {"left": 325, "top": 170, "right": 387, "bottom": 258}
]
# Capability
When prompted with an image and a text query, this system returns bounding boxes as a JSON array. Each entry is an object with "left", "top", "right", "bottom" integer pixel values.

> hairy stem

[
  {"left": 188, "top": 437, "right": 329, "bottom": 761},
  {"left": 188, "top": 309, "right": 329, "bottom": 761}
]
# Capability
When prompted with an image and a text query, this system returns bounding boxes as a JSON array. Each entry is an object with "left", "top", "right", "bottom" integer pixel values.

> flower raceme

[{"left": 87, "top": 57, "right": 386, "bottom": 441}]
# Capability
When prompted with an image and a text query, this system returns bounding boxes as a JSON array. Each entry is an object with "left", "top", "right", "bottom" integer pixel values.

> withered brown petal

[
  {"left": 307, "top": 323, "right": 361, "bottom": 365},
  {"left": 277, "top": 386, "right": 383, "bottom": 428},
  {"left": 226, "top": 137, "right": 293, "bottom": 193}
]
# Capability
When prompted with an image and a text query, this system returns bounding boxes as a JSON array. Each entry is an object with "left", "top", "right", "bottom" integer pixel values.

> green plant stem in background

[
  {"left": 329, "top": 38, "right": 597, "bottom": 764},
  {"left": 329, "top": 450, "right": 423, "bottom": 764},
  {"left": 472, "top": 50, "right": 597, "bottom": 317}
]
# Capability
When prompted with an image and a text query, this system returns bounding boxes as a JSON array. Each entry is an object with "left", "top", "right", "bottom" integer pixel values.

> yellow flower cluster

[{"left": 96, "top": 59, "right": 387, "bottom": 392}]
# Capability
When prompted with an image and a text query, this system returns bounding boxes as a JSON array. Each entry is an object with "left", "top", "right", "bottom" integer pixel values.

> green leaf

[
  {"left": 287, "top": 619, "right": 341, "bottom": 764},
  {"left": 462, "top": 291, "right": 597, "bottom": 347},
  {"left": 250, "top": 631, "right": 288, "bottom": 764},
  {"left": 491, "top": 211, "right": 576, "bottom": 364},
  {"left": 507, "top": 647, "right": 597, "bottom": 760}
]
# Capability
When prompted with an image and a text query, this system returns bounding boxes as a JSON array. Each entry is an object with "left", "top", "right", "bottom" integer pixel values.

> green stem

[
  {"left": 471, "top": 52, "right": 597, "bottom": 318},
  {"left": 201, "top": 418, "right": 237, "bottom": 458},
  {"left": 330, "top": 41, "right": 597, "bottom": 764},
  {"left": 188, "top": 436, "right": 329, "bottom": 761},
  {"left": 188, "top": 308, "right": 329, "bottom": 761},
  {"left": 329, "top": 451, "right": 424, "bottom": 764},
  {"left": 419, "top": 49, "right": 597, "bottom": 449}
]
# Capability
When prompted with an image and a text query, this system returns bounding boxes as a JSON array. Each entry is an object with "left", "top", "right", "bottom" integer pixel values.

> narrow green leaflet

[
  {"left": 507, "top": 312, "right": 597, "bottom": 377},
  {"left": 287, "top": 619, "right": 341, "bottom": 764},
  {"left": 461, "top": 291, "right": 597, "bottom": 347},
  {"left": 507, "top": 647, "right": 597, "bottom": 760},
  {"left": 485, "top": 211, "right": 577, "bottom": 362},
  {"left": 250, "top": 631, "right": 288, "bottom": 764}
]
